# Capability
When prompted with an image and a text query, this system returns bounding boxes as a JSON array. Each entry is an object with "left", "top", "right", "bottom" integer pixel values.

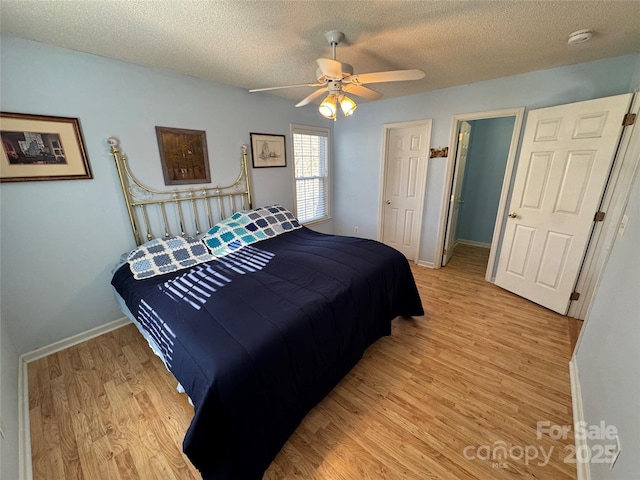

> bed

[{"left": 108, "top": 138, "right": 424, "bottom": 479}]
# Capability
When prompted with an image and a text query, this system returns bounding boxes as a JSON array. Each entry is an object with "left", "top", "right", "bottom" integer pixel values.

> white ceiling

[{"left": 1, "top": 1, "right": 639, "bottom": 105}]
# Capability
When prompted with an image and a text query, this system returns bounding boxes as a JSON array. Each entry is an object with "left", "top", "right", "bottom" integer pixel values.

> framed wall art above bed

[
  {"left": 0, "top": 112, "right": 92, "bottom": 183},
  {"left": 155, "top": 126, "right": 211, "bottom": 185}
]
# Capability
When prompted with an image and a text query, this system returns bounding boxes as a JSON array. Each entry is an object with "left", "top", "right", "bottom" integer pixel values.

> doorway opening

[{"left": 438, "top": 108, "right": 525, "bottom": 281}]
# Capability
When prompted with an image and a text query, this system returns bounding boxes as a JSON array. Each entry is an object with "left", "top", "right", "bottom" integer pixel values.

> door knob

[
  {"left": 508, "top": 211, "right": 518, "bottom": 218},
  {"left": 386, "top": 200, "right": 391, "bottom": 205}
]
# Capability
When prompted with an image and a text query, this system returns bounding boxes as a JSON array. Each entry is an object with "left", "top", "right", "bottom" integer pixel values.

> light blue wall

[
  {"left": 455, "top": 116, "right": 515, "bottom": 245},
  {"left": 575, "top": 169, "right": 640, "bottom": 480},
  {"left": 0, "top": 35, "right": 331, "bottom": 479},
  {"left": 0, "top": 34, "right": 329, "bottom": 354},
  {"left": 333, "top": 53, "right": 640, "bottom": 264}
]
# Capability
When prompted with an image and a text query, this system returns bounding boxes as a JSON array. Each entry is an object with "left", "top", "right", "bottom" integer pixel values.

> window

[{"left": 291, "top": 124, "right": 330, "bottom": 223}]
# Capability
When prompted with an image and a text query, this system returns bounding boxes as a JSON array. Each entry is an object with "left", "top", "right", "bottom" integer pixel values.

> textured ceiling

[{"left": 1, "top": 1, "right": 639, "bottom": 105}]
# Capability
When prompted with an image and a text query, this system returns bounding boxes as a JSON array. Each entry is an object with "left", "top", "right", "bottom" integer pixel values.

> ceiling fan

[{"left": 249, "top": 31, "right": 425, "bottom": 120}]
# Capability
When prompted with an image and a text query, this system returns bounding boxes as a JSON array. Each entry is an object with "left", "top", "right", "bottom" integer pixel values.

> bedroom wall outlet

[{"left": 354, "top": 226, "right": 359, "bottom": 234}]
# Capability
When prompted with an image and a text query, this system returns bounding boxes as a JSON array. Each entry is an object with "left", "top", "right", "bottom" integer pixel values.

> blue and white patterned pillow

[
  {"left": 202, "top": 213, "right": 270, "bottom": 257},
  {"left": 246, "top": 205, "right": 302, "bottom": 236},
  {"left": 202, "top": 205, "right": 301, "bottom": 257},
  {"left": 127, "top": 236, "right": 215, "bottom": 279}
]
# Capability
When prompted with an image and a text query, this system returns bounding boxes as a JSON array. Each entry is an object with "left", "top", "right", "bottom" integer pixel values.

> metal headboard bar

[{"left": 108, "top": 137, "right": 252, "bottom": 246}]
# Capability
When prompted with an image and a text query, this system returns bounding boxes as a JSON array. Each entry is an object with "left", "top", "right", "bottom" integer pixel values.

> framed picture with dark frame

[
  {"left": 250, "top": 133, "right": 286, "bottom": 168},
  {"left": 0, "top": 112, "right": 92, "bottom": 183},
  {"left": 155, "top": 126, "right": 211, "bottom": 185}
]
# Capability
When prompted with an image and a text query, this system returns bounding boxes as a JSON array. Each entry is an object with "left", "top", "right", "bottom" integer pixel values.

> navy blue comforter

[{"left": 111, "top": 227, "right": 423, "bottom": 479}]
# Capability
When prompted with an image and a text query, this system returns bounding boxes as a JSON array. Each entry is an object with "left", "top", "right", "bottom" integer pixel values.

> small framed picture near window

[
  {"left": 250, "top": 133, "right": 286, "bottom": 168},
  {"left": 0, "top": 112, "right": 92, "bottom": 183},
  {"left": 155, "top": 126, "right": 211, "bottom": 185}
]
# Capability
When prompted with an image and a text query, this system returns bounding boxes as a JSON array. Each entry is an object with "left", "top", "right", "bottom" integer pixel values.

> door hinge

[
  {"left": 443, "top": 248, "right": 447, "bottom": 256},
  {"left": 594, "top": 211, "right": 606, "bottom": 222},
  {"left": 570, "top": 291, "right": 580, "bottom": 301},
  {"left": 622, "top": 113, "right": 636, "bottom": 126}
]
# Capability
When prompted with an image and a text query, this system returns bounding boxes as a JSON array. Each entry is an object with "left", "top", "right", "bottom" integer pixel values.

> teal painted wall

[{"left": 455, "top": 116, "right": 516, "bottom": 245}]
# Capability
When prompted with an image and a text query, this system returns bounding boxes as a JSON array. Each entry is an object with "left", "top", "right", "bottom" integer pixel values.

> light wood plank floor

[{"left": 29, "top": 244, "right": 581, "bottom": 479}]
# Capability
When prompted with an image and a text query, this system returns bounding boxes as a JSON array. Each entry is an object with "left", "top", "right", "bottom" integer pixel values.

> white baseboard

[
  {"left": 18, "top": 354, "right": 31, "bottom": 480},
  {"left": 569, "top": 356, "right": 591, "bottom": 480},
  {"left": 18, "top": 317, "right": 131, "bottom": 480},
  {"left": 455, "top": 239, "right": 492, "bottom": 249},
  {"left": 20, "top": 317, "right": 130, "bottom": 364},
  {"left": 416, "top": 260, "right": 435, "bottom": 268}
]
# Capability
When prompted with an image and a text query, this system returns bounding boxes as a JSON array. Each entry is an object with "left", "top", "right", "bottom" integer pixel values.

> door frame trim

[
  {"left": 435, "top": 107, "right": 525, "bottom": 281},
  {"left": 378, "top": 119, "right": 432, "bottom": 263},
  {"left": 442, "top": 120, "right": 472, "bottom": 266}
]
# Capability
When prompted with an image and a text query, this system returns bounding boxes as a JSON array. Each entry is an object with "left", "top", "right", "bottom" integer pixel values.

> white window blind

[{"left": 292, "top": 125, "right": 330, "bottom": 223}]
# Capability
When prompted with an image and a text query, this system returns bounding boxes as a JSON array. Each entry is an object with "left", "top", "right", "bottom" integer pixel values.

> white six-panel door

[
  {"left": 381, "top": 124, "right": 429, "bottom": 260},
  {"left": 495, "top": 94, "right": 632, "bottom": 314}
]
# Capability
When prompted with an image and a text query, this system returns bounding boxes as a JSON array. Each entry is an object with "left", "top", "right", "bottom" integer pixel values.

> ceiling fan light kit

[
  {"left": 319, "top": 94, "right": 338, "bottom": 119},
  {"left": 249, "top": 31, "right": 425, "bottom": 119},
  {"left": 339, "top": 95, "right": 357, "bottom": 116},
  {"left": 319, "top": 94, "right": 357, "bottom": 121}
]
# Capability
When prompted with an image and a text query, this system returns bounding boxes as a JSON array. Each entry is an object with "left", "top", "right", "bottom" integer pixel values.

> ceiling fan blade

[
  {"left": 295, "top": 88, "right": 328, "bottom": 107},
  {"left": 346, "top": 69, "right": 425, "bottom": 85},
  {"left": 316, "top": 58, "right": 343, "bottom": 80},
  {"left": 343, "top": 84, "right": 383, "bottom": 101},
  {"left": 249, "top": 83, "right": 323, "bottom": 93}
]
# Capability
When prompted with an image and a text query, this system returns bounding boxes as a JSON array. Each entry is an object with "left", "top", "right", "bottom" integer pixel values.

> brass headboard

[{"left": 108, "top": 137, "right": 252, "bottom": 246}]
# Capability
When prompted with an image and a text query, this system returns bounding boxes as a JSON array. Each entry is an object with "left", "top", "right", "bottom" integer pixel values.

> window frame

[{"left": 290, "top": 123, "right": 331, "bottom": 225}]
